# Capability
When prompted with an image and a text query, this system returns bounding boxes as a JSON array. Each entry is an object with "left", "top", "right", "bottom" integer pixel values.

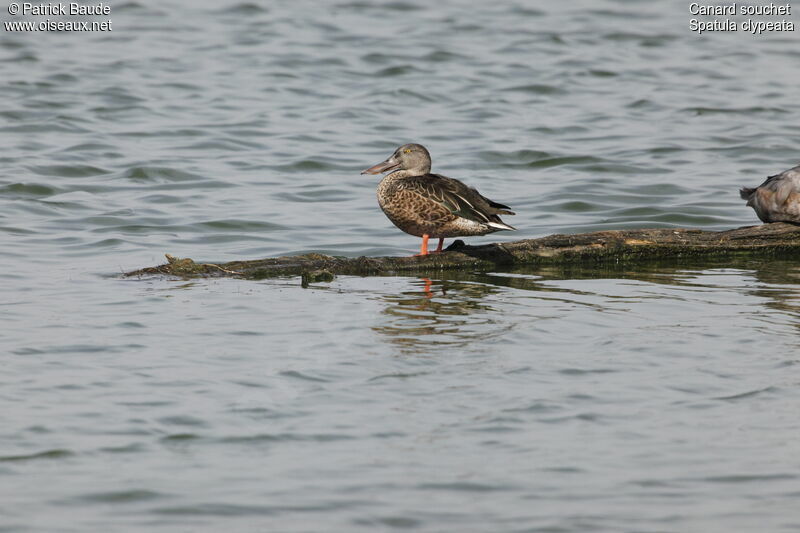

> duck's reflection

[
  {"left": 372, "top": 276, "right": 512, "bottom": 352},
  {"left": 531, "top": 258, "right": 800, "bottom": 335},
  {"left": 370, "top": 256, "right": 800, "bottom": 353},
  {"left": 421, "top": 277, "right": 434, "bottom": 298},
  {"left": 735, "top": 260, "right": 800, "bottom": 320}
]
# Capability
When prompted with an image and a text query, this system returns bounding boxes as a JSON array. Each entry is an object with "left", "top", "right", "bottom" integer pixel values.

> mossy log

[{"left": 123, "top": 223, "right": 800, "bottom": 281}]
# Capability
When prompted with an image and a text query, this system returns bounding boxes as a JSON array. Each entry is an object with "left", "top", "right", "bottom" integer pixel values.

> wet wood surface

[{"left": 123, "top": 223, "right": 800, "bottom": 280}]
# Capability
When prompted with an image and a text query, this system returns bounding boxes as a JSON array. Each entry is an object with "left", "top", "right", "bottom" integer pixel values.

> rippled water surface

[{"left": 2, "top": 1, "right": 800, "bottom": 531}]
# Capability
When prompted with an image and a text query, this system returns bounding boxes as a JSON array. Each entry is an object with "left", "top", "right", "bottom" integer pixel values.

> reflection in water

[
  {"left": 373, "top": 276, "right": 512, "bottom": 352},
  {"left": 488, "top": 257, "right": 800, "bottom": 320},
  {"left": 742, "top": 262, "right": 800, "bottom": 322},
  {"left": 371, "top": 258, "right": 800, "bottom": 353},
  {"left": 421, "top": 277, "right": 433, "bottom": 299}
]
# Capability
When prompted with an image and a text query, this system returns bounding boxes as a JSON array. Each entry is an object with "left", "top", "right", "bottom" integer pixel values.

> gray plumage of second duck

[
  {"left": 740, "top": 164, "right": 800, "bottom": 223},
  {"left": 361, "top": 143, "right": 516, "bottom": 255}
]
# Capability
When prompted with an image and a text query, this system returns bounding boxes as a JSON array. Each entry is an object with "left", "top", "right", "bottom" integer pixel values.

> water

[{"left": 2, "top": 0, "right": 800, "bottom": 531}]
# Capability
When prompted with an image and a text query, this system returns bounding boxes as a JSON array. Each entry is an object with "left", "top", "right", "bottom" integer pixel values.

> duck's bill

[{"left": 361, "top": 157, "right": 400, "bottom": 175}]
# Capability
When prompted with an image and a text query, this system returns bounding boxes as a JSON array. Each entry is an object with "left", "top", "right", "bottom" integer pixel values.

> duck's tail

[
  {"left": 740, "top": 187, "right": 755, "bottom": 202},
  {"left": 487, "top": 220, "right": 516, "bottom": 231}
]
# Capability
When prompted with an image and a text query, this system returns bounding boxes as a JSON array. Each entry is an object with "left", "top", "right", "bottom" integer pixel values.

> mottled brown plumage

[{"left": 362, "top": 143, "right": 515, "bottom": 255}]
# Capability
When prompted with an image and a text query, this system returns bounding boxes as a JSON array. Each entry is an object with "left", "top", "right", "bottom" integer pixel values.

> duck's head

[{"left": 361, "top": 143, "right": 431, "bottom": 176}]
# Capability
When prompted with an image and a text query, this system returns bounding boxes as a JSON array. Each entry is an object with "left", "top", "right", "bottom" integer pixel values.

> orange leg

[
  {"left": 421, "top": 277, "right": 433, "bottom": 298},
  {"left": 434, "top": 238, "right": 444, "bottom": 253},
  {"left": 415, "top": 234, "right": 430, "bottom": 256}
]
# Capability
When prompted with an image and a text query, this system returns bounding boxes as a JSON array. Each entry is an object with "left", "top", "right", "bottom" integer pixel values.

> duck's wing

[
  {"left": 740, "top": 166, "right": 800, "bottom": 222},
  {"left": 397, "top": 174, "right": 515, "bottom": 228},
  {"left": 755, "top": 166, "right": 800, "bottom": 206},
  {"left": 470, "top": 188, "right": 515, "bottom": 215}
]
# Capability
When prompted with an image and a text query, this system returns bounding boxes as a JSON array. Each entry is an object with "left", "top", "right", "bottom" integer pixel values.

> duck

[
  {"left": 361, "top": 143, "right": 516, "bottom": 256},
  {"left": 740, "top": 164, "right": 800, "bottom": 223}
]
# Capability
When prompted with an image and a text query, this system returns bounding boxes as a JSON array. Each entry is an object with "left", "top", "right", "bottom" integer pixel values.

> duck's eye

[{"left": 404, "top": 149, "right": 412, "bottom": 153}]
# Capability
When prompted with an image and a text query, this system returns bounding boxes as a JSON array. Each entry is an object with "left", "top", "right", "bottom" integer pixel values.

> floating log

[{"left": 123, "top": 223, "right": 800, "bottom": 281}]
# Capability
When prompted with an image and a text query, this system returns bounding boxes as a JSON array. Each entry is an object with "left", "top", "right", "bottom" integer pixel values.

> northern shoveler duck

[
  {"left": 740, "top": 164, "right": 800, "bottom": 223},
  {"left": 361, "top": 143, "right": 516, "bottom": 256}
]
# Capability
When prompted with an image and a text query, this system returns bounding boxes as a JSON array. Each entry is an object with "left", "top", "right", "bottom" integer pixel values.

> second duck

[{"left": 740, "top": 164, "right": 800, "bottom": 223}]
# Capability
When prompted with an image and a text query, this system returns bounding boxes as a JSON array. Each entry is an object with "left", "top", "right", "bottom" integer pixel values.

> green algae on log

[{"left": 123, "top": 223, "right": 800, "bottom": 280}]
